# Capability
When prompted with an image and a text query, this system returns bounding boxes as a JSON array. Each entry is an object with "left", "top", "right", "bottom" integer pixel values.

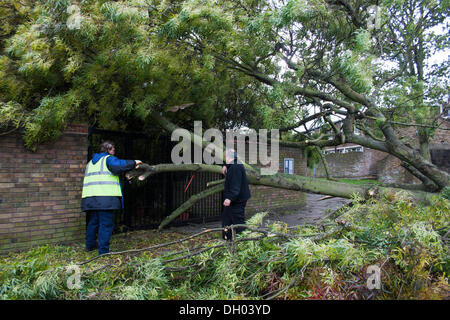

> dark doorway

[{"left": 87, "top": 127, "right": 224, "bottom": 233}]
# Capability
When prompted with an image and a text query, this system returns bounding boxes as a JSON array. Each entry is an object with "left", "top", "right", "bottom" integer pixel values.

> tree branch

[{"left": 158, "top": 183, "right": 224, "bottom": 230}]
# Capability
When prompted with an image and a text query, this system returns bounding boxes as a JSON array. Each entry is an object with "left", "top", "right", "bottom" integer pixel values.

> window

[
  {"left": 323, "top": 147, "right": 364, "bottom": 155},
  {"left": 284, "top": 158, "right": 294, "bottom": 174},
  {"left": 345, "top": 146, "right": 364, "bottom": 153}
]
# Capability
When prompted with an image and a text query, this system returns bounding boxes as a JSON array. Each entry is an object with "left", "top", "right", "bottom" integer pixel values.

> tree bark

[
  {"left": 124, "top": 112, "right": 436, "bottom": 229},
  {"left": 143, "top": 112, "right": 438, "bottom": 200},
  {"left": 315, "top": 146, "right": 336, "bottom": 181},
  {"left": 127, "top": 163, "right": 433, "bottom": 203}
]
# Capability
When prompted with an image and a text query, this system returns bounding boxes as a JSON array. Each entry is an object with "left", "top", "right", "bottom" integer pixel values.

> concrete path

[
  {"left": 174, "top": 193, "right": 351, "bottom": 233},
  {"left": 263, "top": 193, "right": 351, "bottom": 226}
]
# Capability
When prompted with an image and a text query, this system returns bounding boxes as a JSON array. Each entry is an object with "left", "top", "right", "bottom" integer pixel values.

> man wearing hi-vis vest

[{"left": 82, "top": 141, "right": 142, "bottom": 255}]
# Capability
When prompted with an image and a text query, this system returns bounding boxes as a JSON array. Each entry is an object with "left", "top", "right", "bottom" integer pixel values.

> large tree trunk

[
  {"left": 127, "top": 162, "right": 433, "bottom": 229},
  {"left": 124, "top": 112, "right": 436, "bottom": 229},
  {"left": 146, "top": 112, "right": 439, "bottom": 200},
  {"left": 127, "top": 162, "right": 432, "bottom": 202}
]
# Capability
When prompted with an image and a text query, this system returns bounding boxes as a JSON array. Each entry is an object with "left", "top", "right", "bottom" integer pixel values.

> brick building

[
  {"left": 0, "top": 126, "right": 307, "bottom": 254},
  {"left": 314, "top": 119, "right": 450, "bottom": 183}
]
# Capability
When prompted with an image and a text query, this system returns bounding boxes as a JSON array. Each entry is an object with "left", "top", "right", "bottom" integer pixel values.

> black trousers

[{"left": 222, "top": 201, "right": 247, "bottom": 240}]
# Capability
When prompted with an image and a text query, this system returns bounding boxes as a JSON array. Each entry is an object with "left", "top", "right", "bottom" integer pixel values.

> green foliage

[
  {"left": 23, "top": 90, "right": 83, "bottom": 150},
  {"left": 0, "top": 245, "right": 64, "bottom": 299},
  {"left": 334, "top": 49, "right": 375, "bottom": 93},
  {"left": 0, "top": 101, "right": 25, "bottom": 128},
  {"left": 340, "top": 192, "right": 449, "bottom": 298},
  {"left": 0, "top": 0, "right": 448, "bottom": 155},
  {"left": 0, "top": 0, "right": 265, "bottom": 148},
  {"left": 1, "top": 195, "right": 447, "bottom": 300},
  {"left": 440, "top": 187, "right": 450, "bottom": 200},
  {"left": 119, "top": 257, "right": 168, "bottom": 300}
]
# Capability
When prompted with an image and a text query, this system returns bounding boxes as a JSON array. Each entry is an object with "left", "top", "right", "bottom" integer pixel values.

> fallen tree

[
  {"left": 127, "top": 162, "right": 434, "bottom": 230},
  {"left": 4, "top": 193, "right": 446, "bottom": 300},
  {"left": 1, "top": 175, "right": 447, "bottom": 300},
  {"left": 125, "top": 112, "right": 436, "bottom": 230},
  {"left": 1, "top": 0, "right": 448, "bottom": 193},
  {"left": 157, "top": 0, "right": 450, "bottom": 192}
]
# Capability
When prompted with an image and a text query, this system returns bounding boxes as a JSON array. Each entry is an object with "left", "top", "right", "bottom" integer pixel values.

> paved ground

[
  {"left": 263, "top": 193, "right": 351, "bottom": 226},
  {"left": 174, "top": 193, "right": 351, "bottom": 233}
]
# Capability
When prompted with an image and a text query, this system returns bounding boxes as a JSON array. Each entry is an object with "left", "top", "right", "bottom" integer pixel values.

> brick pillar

[{"left": 0, "top": 124, "right": 88, "bottom": 254}]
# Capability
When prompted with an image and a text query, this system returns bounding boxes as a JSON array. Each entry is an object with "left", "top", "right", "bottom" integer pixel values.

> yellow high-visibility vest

[{"left": 81, "top": 155, "right": 122, "bottom": 198}]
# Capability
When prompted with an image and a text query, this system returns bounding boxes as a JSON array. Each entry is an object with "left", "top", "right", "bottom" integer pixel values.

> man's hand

[
  {"left": 223, "top": 199, "right": 231, "bottom": 207},
  {"left": 135, "top": 160, "right": 143, "bottom": 168},
  {"left": 221, "top": 165, "right": 227, "bottom": 176}
]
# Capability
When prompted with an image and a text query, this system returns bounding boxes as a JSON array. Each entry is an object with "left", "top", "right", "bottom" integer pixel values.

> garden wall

[
  {"left": 0, "top": 124, "right": 88, "bottom": 254},
  {"left": 314, "top": 145, "right": 386, "bottom": 179}
]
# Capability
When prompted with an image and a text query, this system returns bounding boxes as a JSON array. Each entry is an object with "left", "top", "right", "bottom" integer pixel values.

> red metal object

[{"left": 184, "top": 174, "right": 195, "bottom": 193}]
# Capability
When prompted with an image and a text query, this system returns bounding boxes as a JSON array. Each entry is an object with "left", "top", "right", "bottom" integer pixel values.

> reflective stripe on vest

[{"left": 81, "top": 155, "right": 122, "bottom": 198}]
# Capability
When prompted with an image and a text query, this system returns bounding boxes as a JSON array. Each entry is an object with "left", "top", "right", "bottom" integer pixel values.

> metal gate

[{"left": 87, "top": 127, "right": 224, "bottom": 232}]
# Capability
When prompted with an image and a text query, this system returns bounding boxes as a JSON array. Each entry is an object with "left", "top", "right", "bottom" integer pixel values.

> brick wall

[
  {"left": 314, "top": 146, "right": 386, "bottom": 179},
  {"left": 315, "top": 146, "right": 442, "bottom": 184},
  {"left": 0, "top": 124, "right": 88, "bottom": 254},
  {"left": 396, "top": 120, "right": 450, "bottom": 148},
  {"left": 432, "top": 120, "right": 450, "bottom": 145},
  {"left": 247, "top": 185, "right": 306, "bottom": 215},
  {"left": 244, "top": 142, "right": 307, "bottom": 215},
  {"left": 376, "top": 154, "right": 420, "bottom": 184},
  {"left": 313, "top": 120, "right": 450, "bottom": 183}
]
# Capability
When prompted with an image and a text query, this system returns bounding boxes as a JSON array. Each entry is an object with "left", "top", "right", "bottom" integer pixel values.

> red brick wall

[
  {"left": 432, "top": 120, "right": 450, "bottom": 145},
  {"left": 245, "top": 143, "right": 307, "bottom": 215},
  {"left": 0, "top": 124, "right": 88, "bottom": 254},
  {"left": 315, "top": 147, "right": 386, "bottom": 179},
  {"left": 313, "top": 121, "right": 450, "bottom": 182},
  {"left": 376, "top": 154, "right": 420, "bottom": 184},
  {"left": 395, "top": 120, "right": 450, "bottom": 147},
  {"left": 247, "top": 185, "right": 306, "bottom": 215}
]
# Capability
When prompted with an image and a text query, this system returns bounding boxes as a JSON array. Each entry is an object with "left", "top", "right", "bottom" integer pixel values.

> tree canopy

[
  {"left": 0, "top": 0, "right": 266, "bottom": 148},
  {"left": 0, "top": 0, "right": 449, "bottom": 191}
]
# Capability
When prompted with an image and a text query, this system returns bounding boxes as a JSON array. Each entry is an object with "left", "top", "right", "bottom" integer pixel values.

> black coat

[
  {"left": 81, "top": 152, "right": 136, "bottom": 212},
  {"left": 224, "top": 163, "right": 251, "bottom": 203}
]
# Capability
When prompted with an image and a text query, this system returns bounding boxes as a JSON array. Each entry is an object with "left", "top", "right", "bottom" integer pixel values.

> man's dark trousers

[
  {"left": 86, "top": 211, "right": 114, "bottom": 255},
  {"left": 222, "top": 201, "right": 247, "bottom": 240}
]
